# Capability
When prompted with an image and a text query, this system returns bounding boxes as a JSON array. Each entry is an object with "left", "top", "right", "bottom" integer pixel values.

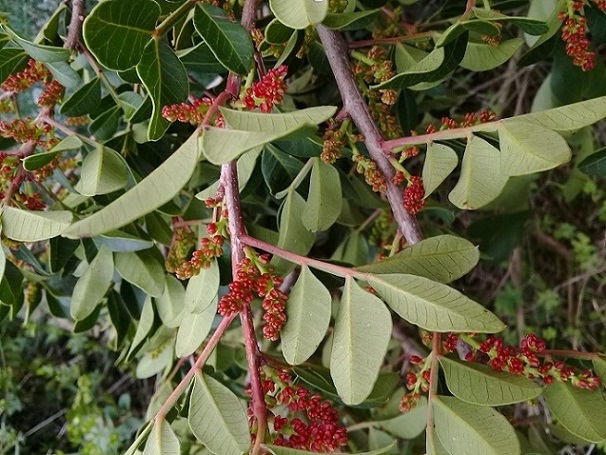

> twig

[
  {"left": 64, "top": 0, "right": 85, "bottom": 50},
  {"left": 155, "top": 314, "right": 237, "bottom": 421},
  {"left": 316, "top": 25, "right": 423, "bottom": 245}
]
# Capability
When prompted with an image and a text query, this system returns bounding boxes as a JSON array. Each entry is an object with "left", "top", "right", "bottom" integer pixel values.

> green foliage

[{"left": 1, "top": 0, "right": 606, "bottom": 453}]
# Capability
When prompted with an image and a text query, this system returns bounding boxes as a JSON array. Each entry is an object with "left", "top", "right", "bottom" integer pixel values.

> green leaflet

[
  {"left": 372, "top": 33, "right": 468, "bottom": 90},
  {"left": 88, "top": 105, "right": 121, "bottom": 140},
  {"left": 460, "top": 38, "right": 524, "bottom": 72},
  {"left": 356, "top": 235, "right": 479, "bottom": 283},
  {"left": 330, "top": 277, "right": 392, "bottom": 405},
  {"left": 421, "top": 142, "right": 458, "bottom": 198},
  {"left": 74, "top": 145, "right": 128, "bottom": 196},
  {"left": 262, "top": 145, "right": 304, "bottom": 196},
  {"left": 432, "top": 396, "right": 520, "bottom": 455},
  {"left": 188, "top": 373, "right": 251, "bottom": 455},
  {"left": 63, "top": 133, "right": 200, "bottom": 238},
  {"left": 282, "top": 266, "right": 331, "bottom": 365},
  {"left": 512, "top": 95, "right": 606, "bottom": 133},
  {"left": 592, "top": 355, "right": 606, "bottom": 384},
  {"left": 368, "top": 273, "right": 505, "bottom": 333},
  {"left": 141, "top": 420, "right": 180, "bottom": 455},
  {"left": 2, "top": 207, "right": 72, "bottom": 242},
  {"left": 0, "top": 48, "right": 28, "bottom": 83},
  {"left": 302, "top": 158, "right": 342, "bottom": 232},
  {"left": 22, "top": 136, "right": 83, "bottom": 171},
  {"left": 322, "top": 9, "right": 380, "bottom": 31},
  {"left": 192, "top": 4, "right": 253, "bottom": 75},
  {"left": 184, "top": 260, "right": 219, "bottom": 313},
  {"left": 115, "top": 249, "right": 166, "bottom": 298},
  {"left": 221, "top": 106, "right": 336, "bottom": 132},
  {"left": 498, "top": 120, "right": 571, "bottom": 176},
  {"left": 137, "top": 39, "right": 189, "bottom": 141},
  {"left": 155, "top": 274, "right": 186, "bottom": 328},
  {"left": 175, "top": 296, "right": 217, "bottom": 357},
  {"left": 265, "top": 19, "right": 294, "bottom": 44},
  {"left": 439, "top": 357, "right": 542, "bottom": 406},
  {"left": 60, "top": 78, "right": 101, "bottom": 116},
  {"left": 44, "top": 60, "right": 81, "bottom": 89},
  {"left": 97, "top": 230, "right": 154, "bottom": 252},
  {"left": 543, "top": 382, "right": 606, "bottom": 443},
  {"left": 2, "top": 24, "right": 70, "bottom": 62},
  {"left": 203, "top": 107, "right": 335, "bottom": 164},
  {"left": 70, "top": 246, "right": 114, "bottom": 321},
  {"left": 271, "top": 191, "right": 315, "bottom": 273},
  {"left": 579, "top": 146, "right": 606, "bottom": 176},
  {"left": 83, "top": 0, "right": 160, "bottom": 71},
  {"left": 265, "top": 441, "right": 397, "bottom": 455},
  {"left": 177, "top": 42, "right": 227, "bottom": 74},
  {"left": 376, "top": 396, "right": 428, "bottom": 439},
  {"left": 127, "top": 295, "right": 154, "bottom": 360},
  {"left": 448, "top": 135, "right": 509, "bottom": 210},
  {"left": 269, "top": 0, "right": 328, "bottom": 30}
]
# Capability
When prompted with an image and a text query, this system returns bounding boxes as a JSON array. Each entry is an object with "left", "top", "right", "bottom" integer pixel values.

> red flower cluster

[
  {"left": 37, "top": 80, "right": 64, "bottom": 108},
  {"left": 559, "top": 2, "right": 596, "bottom": 71},
  {"left": 162, "top": 96, "right": 213, "bottom": 125},
  {"left": 242, "top": 65, "right": 288, "bottom": 113},
  {"left": 0, "top": 118, "right": 56, "bottom": 148},
  {"left": 250, "top": 366, "right": 347, "bottom": 453},
  {"left": 401, "top": 354, "right": 430, "bottom": 412},
  {"left": 217, "top": 254, "right": 288, "bottom": 341},
  {"left": 0, "top": 59, "right": 51, "bottom": 93},
  {"left": 403, "top": 175, "right": 425, "bottom": 214},
  {"left": 467, "top": 333, "right": 601, "bottom": 390},
  {"left": 0, "top": 153, "right": 48, "bottom": 210}
]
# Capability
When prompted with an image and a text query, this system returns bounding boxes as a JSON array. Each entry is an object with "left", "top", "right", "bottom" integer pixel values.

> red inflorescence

[
  {"left": 162, "top": 96, "right": 213, "bottom": 125},
  {"left": 251, "top": 366, "right": 348, "bottom": 453},
  {"left": 559, "top": 2, "right": 596, "bottom": 71},
  {"left": 216, "top": 253, "right": 289, "bottom": 341},
  {"left": 466, "top": 333, "right": 601, "bottom": 389},
  {"left": 242, "top": 65, "right": 288, "bottom": 113},
  {"left": 0, "top": 59, "right": 51, "bottom": 93},
  {"left": 37, "top": 80, "right": 64, "bottom": 107},
  {"left": 403, "top": 175, "right": 425, "bottom": 214}
]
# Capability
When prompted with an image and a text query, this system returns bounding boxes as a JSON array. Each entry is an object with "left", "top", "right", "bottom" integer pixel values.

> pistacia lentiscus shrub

[{"left": 1, "top": 0, "right": 606, "bottom": 454}]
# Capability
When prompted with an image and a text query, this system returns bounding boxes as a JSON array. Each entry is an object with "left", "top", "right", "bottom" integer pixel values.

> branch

[
  {"left": 155, "top": 314, "right": 237, "bottom": 421},
  {"left": 316, "top": 25, "right": 423, "bottom": 245},
  {"left": 64, "top": 0, "right": 85, "bottom": 50}
]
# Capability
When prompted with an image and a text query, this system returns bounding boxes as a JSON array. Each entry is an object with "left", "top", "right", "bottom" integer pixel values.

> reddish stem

[{"left": 155, "top": 314, "right": 237, "bottom": 422}]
